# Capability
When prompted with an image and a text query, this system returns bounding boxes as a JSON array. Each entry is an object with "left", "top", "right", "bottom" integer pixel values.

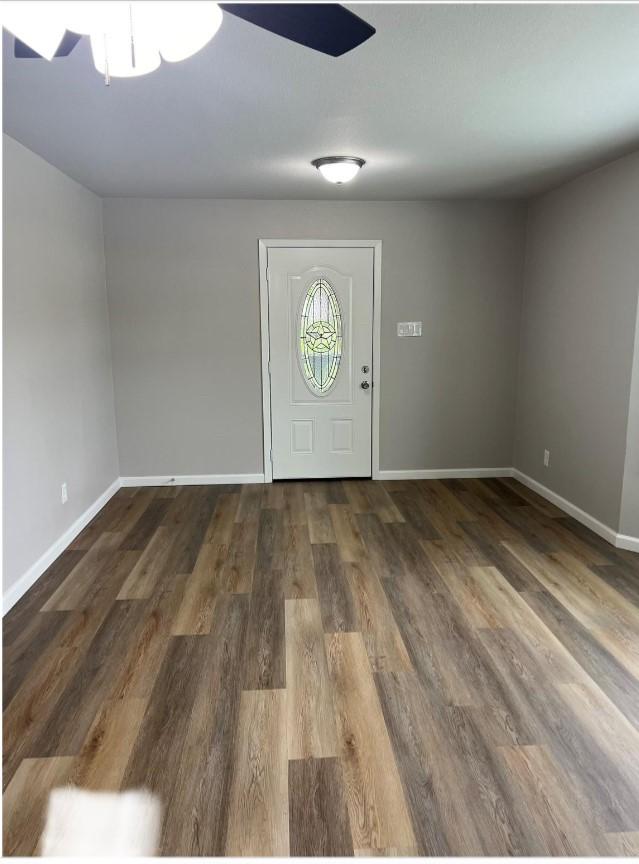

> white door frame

[{"left": 258, "top": 239, "right": 382, "bottom": 484}]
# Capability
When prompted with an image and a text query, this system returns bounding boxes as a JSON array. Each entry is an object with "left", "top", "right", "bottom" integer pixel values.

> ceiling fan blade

[
  {"left": 219, "top": 4, "right": 375, "bottom": 57},
  {"left": 14, "top": 31, "right": 81, "bottom": 60}
]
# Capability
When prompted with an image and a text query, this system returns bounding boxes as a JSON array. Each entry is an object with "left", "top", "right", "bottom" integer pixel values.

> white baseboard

[
  {"left": 511, "top": 468, "right": 638, "bottom": 552},
  {"left": 616, "top": 534, "right": 639, "bottom": 553},
  {"left": 3, "top": 472, "right": 264, "bottom": 616},
  {"left": 119, "top": 473, "right": 265, "bottom": 487},
  {"left": 377, "top": 467, "right": 513, "bottom": 480},
  {"left": 5, "top": 466, "right": 636, "bottom": 616},
  {"left": 379, "top": 465, "right": 639, "bottom": 553},
  {"left": 3, "top": 477, "right": 122, "bottom": 615}
]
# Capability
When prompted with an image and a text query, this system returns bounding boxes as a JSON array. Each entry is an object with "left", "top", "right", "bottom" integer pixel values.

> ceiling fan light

[
  {"left": 55, "top": 1, "right": 222, "bottom": 76},
  {"left": 147, "top": 2, "right": 223, "bottom": 63},
  {"left": 2, "top": 1, "right": 66, "bottom": 60},
  {"left": 312, "top": 157, "right": 365, "bottom": 184},
  {"left": 62, "top": 1, "right": 122, "bottom": 37},
  {"left": 89, "top": 30, "right": 161, "bottom": 78}
]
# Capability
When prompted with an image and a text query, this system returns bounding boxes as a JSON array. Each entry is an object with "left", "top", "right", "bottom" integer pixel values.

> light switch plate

[{"left": 397, "top": 321, "right": 423, "bottom": 337}]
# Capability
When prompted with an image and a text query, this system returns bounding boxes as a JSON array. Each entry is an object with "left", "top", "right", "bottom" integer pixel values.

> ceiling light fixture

[
  {"left": 3, "top": 1, "right": 223, "bottom": 81},
  {"left": 2, "top": 2, "right": 67, "bottom": 61},
  {"left": 312, "top": 156, "right": 365, "bottom": 184}
]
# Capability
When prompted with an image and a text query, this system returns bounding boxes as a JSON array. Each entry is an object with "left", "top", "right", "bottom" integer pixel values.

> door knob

[{"left": 360, "top": 380, "right": 370, "bottom": 390}]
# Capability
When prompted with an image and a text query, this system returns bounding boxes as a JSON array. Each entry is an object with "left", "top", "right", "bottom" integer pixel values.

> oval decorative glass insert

[{"left": 299, "top": 278, "right": 343, "bottom": 395}]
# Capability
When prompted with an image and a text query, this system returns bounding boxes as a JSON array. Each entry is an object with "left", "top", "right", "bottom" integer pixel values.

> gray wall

[
  {"left": 103, "top": 199, "right": 526, "bottom": 477},
  {"left": 514, "top": 151, "right": 639, "bottom": 530},
  {"left": 620, "top": 301, "right": 639, "bottom": 537},
  {"left": 5, "top": 133, "right": 638, "bottom": 609},
  {"left": 3, "top": 135, "right": 119, "bottom": 596}
]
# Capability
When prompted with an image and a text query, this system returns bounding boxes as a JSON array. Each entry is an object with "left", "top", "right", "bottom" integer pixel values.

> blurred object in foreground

[{"left": 41, "top": 787, "right": 161, "bottom": 856}]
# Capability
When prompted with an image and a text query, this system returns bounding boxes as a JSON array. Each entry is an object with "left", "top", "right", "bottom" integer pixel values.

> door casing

[{"left": 258, "top": 239, "right": 382, "bottom": 483}]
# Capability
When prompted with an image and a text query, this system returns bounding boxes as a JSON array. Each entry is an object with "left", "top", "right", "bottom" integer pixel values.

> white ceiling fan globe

[
  {"left": 144, "top": 2, "right": 223, "bottom": 63},
  {"left": 4, "top": 1, "right": 223, "bottom": 78},
  {"left": 68, "top": 1, "right": 222, "bottom": 77},
  {"left": 1, "top": 1, "right": 67, "bottom": 61}
]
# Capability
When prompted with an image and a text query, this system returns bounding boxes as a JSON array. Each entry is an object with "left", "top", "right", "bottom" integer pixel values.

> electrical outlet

[
  {"left": 543, "top": 449, "right": 550, "bottom": 468},
  {"left": 61, "top": 482, "right": 68, "bottom": 504}
]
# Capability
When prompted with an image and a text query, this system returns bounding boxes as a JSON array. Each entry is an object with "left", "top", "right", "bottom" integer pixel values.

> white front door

[{"left": 267, "top": 246, "right": 374, "bottom": 479}]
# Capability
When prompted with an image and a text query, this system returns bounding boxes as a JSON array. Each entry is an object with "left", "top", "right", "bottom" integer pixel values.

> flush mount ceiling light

[{"left": 312, "top": 157, "right": 366, "bottom": 185}]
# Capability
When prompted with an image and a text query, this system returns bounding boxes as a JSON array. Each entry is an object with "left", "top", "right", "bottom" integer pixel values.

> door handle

[{"left": 360, "top": 381, "right": 370, "bottom": 390}]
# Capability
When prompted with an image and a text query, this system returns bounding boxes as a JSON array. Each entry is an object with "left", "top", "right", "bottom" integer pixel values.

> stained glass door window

[{"left": 299, "top": 278, "right": 343, "bottom": 395}]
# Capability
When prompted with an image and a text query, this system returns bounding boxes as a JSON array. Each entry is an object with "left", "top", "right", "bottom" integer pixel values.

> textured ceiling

[{"left": 3, "top": 3, "right": 639, "bottom": 199}]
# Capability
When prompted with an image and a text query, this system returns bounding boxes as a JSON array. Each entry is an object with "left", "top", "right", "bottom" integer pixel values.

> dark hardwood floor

[{"left": 3, "top": 477, "right": 639, "bottom": 856}]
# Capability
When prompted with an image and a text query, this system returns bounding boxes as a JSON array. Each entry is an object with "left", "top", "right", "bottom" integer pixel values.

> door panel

[{"left": 268, "top": 247, "right": 374, "bottom": 479}]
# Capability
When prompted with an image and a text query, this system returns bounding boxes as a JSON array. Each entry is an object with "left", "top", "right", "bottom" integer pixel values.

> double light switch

[{"left": 397, "top": 321, "right": 423, "bottom": 337}]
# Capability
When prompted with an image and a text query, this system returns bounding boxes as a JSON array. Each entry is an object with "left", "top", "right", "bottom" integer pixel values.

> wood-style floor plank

[
  {"left": 605, "top": 831, "right": 639, "bottom": 856},
  {"left": 121, "top": 634, "right": 207, "bottom": 803},
  {"left": 225, "top": 689, "right": 289, "bottom": 856},
  {"left": 3, "top": 610, "right": 70, "bottom": 709},
  {"left": 116, "top": 526, "right": 176, "bottom": 600},
  {"left": 385, "top": 568, "right": 528, "bottom": 718},
  {"left": 67, "top": 492, "right": 127, "bottom": 551},
  {"left": 171, "top": 542, "right": 227, "bottom": 635},
  {"left": 108, "top": 488, "right": 158, "bottom": 538},
  {"left": 306, "top": 491, "right": 337, "bottom": 544},
  {"left": 3, "top": 756, "right": 76, "bottom": 856},
  {"left": 288, "top": 757, "right": 353, "bottom": 856},
  {"left": 222, "top": 521, "right": 258, "bottom": 594},
  {"left": 285, "top": 599, "right": 337, "bottom": 759},
  {"left": 450, "top": 565, "right": 588, "bottom": 683},
  {"left": 344, "top": 559, "right": 412, "bottom": 672},
  {"left": 354, "top": 846, "right": 420, "bottom": 856},
  {"left": 478, "top": 626, "right": 639, "bottom": 833},
  {"left": 388, "top": 488, "right": 440, "bottom": 538},
  {"left": 325, "top": 632, "right": 416, "bottom": 852},
  {"left": 523, "top": 587, "right": 639, "bottom": 729},
  {"left": 120, "top": 498, "right": 171, "bottom": 551},
  {"left": 459, "top": 520, "right": 542, "bottom": 591},
  {"left": 235, "top": 483, "right": 264, "bottom": 524},
  {"left": 243, "top": 566, "right": 286, "bottom": 690},
  {"left": 282, "top": 481, "right": 307, "bottom": 526},
  {"left": 109, "top": 572, "right": 190, "bottom": 701},
  {"left": 161, "top": 593, "right": 249, "bottom": 855},
  {"left": 155, "top": 486, "right": 221, "bottom": 582},
  {"left": 281, "top": 524, "right": 317, "bottom": 598},
  {"left": 3, "top": 550, "right": 85, "bottom": 647},
  {"left": 496, "top": 744, "right": 612, "bottom": 855},
  {"left": 506, "top": 541, "right": 639, "bottom": 677},
  {"left": 3, "top": 478, "right": 639, "bottom": 857},
  {"left": 356, "top": 513, "right": 405, "bottom": 579},
  {"left": 313, "top": 543, "right": 358, "bottom": 633},
  {"left": 204, "top": 491, "right": 240, "bottom": 545},
  {"left": 374, "top": 670, "right": 461, "bottom": 855},
  {"left": 31, "top": 600, "right": 148, "bottom": 757},
  {"left": 3, "top": 646, "right": 80, "bottom": 790},
  {"left": 361, "top": 481, "right": 406, "bottom": 524},
  {"left": 329, "top": 503, "right": 367, "bottom": 562},
  {"left": 73, "top": 697, "right": 148, "bottom": 790},
  {"left": 42, "top": 532, "right": 124, "bottom": 611}
]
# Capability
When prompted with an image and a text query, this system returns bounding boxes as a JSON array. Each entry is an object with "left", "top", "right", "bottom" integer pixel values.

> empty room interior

[{"left": 3, "top": 0, "right": 639, "bottom": 858}]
